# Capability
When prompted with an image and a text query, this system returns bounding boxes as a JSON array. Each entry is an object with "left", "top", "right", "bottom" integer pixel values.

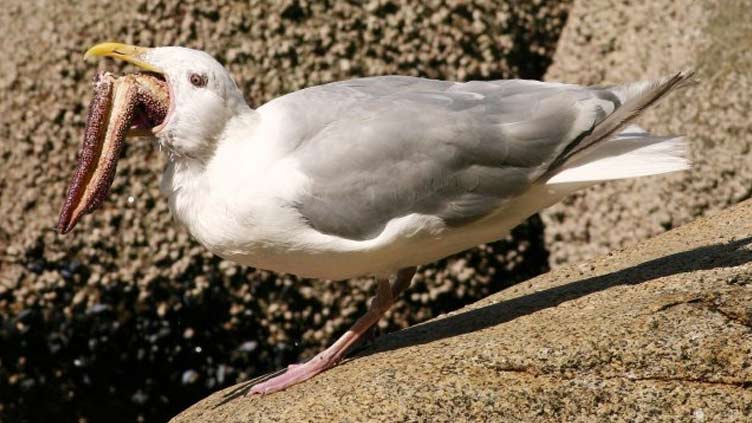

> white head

[{"left": 85, "top": 43, "right": 251, "bottom": 161}]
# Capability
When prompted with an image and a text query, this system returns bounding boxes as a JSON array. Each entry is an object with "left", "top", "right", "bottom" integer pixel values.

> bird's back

[{"left": 215, "top": 73, "right": 693, "bottom": 279}]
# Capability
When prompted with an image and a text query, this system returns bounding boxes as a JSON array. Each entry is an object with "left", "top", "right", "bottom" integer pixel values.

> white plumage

[{"left": 84, "top": 43, "right": 693, "bottom": 394}]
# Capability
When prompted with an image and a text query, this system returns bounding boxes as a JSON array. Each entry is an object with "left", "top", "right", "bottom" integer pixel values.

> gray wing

[{"left": 270, "top": 76, "right": 618, "bottom": 241}]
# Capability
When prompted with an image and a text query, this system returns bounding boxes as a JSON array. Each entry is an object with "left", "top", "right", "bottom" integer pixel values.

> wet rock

[{"left": 181, "top": 370, "right": 199, "bottom": 385}]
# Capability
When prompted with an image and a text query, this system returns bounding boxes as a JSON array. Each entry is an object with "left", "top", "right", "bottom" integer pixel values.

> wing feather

[{"left": 265, "top": 76, "right": 612, "bottom": 240}]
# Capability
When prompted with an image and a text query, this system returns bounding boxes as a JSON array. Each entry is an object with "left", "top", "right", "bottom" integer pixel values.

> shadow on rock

[
  {"left": 217, "top": 236, "right": 752, "bottom": 404},
  {"left": 368, "top": 236, "right": 752, "bottom": 354}
]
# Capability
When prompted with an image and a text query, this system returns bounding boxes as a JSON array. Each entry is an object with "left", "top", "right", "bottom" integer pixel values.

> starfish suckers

[{"left": 57, "top": 71, "right": 169, "bottom": 233}]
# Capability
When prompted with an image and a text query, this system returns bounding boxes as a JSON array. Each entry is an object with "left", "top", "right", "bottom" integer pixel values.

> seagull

[{"left": 61, "top": 42, "right": 692, "bottom": 395}]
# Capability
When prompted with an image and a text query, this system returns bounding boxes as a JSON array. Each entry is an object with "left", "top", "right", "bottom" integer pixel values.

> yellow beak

[{"left": 84, "top": 42, "right": 163, "bottom": 73}]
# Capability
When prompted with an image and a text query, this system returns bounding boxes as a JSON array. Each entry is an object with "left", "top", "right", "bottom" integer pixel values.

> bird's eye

[{"left": 189, "top": 73, "right": 207, "bottom": 88}]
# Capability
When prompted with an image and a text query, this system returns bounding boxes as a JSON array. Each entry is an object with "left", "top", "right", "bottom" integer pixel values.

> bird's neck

[
  {"left": 160, "top": 106, "right": 261, "bottom": 246},
  {"left": 161, "top": 103, "right": 260, "bottom": 191},
  {"left": 218, "top": 104, "right": 261, "bottom": 153},
  {"left": 159, "top": 91, "right": 258, "bottom": 165}
]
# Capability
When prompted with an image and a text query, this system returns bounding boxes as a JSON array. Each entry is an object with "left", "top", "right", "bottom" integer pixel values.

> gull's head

[{"left": 85, "top": 42, "right": 249, "bottom": 160}]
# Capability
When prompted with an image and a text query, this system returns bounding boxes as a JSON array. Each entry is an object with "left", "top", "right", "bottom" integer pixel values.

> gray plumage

[{"left": 257, "top": 74, "right": 690, "bottom": 241}]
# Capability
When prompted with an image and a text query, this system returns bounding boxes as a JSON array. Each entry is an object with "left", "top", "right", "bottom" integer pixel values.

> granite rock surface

[{"left": 172, "top": 191, "right": 752, "bottom": 423}]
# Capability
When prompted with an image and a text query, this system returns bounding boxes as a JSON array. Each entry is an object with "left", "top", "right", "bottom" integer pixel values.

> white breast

[
  {"left": 161, "top": 113, "right": 582, "bottom": 281},
  {"left": 165, "top": 148, "right": 574, "bottom": 280}
]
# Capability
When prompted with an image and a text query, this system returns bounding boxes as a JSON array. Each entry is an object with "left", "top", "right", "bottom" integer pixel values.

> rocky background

[
  {"left": 541, "top": 0, "right": 752, "bottom": 265},
  {"left": 0, "top": 1, "right": 569, "bottom": 422}
]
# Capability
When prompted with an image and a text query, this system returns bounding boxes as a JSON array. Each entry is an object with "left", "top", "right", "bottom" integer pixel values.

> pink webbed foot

[{"left": 248, "top": 352, "right": 338, "bottom": 395}]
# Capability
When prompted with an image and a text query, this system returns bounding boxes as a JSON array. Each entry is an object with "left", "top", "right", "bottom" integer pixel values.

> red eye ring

[{"left": 189, "top": 73, "right": 207, "bottom": 87}]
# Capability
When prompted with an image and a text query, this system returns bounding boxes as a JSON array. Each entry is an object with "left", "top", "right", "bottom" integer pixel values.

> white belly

[
  {"left": 205, "top": 183, "right": 578, "bottom": 280},
  {"left": 165, "top": 152, "right": 584, "bottom": 281}
]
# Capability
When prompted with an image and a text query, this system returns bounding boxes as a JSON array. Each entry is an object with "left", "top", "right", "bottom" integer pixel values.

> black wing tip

[{"left": 671, "top": 68, "right": 699, "bottom": 89}]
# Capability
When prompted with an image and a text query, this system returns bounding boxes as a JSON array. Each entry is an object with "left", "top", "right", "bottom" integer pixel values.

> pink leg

[{"left": 248, "top": 268, "right": 416, "bottom": 395}]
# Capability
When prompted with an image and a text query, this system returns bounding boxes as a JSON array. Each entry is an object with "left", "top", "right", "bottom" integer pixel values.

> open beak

[{"left": 84, "top": 42, "right": 163, "bottom": 74}]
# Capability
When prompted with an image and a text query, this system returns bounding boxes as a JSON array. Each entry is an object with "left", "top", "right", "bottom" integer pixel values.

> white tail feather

[
  {"left": 546, "top": 128, "right": 690, "bottom": 185},
  {"left": 540, "top": 71, "right": 694, "bottom": 186}
]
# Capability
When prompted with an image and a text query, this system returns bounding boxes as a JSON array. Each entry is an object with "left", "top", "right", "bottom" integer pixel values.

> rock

[
  {"left": 172, "top": 198, "right": 752, "bottom": 422},
  {"left": 542, "top": 0, "right": 752, "bottom": 267},
  {"left": 0, "top": 1, "right": 568, "bottom": 421}
]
